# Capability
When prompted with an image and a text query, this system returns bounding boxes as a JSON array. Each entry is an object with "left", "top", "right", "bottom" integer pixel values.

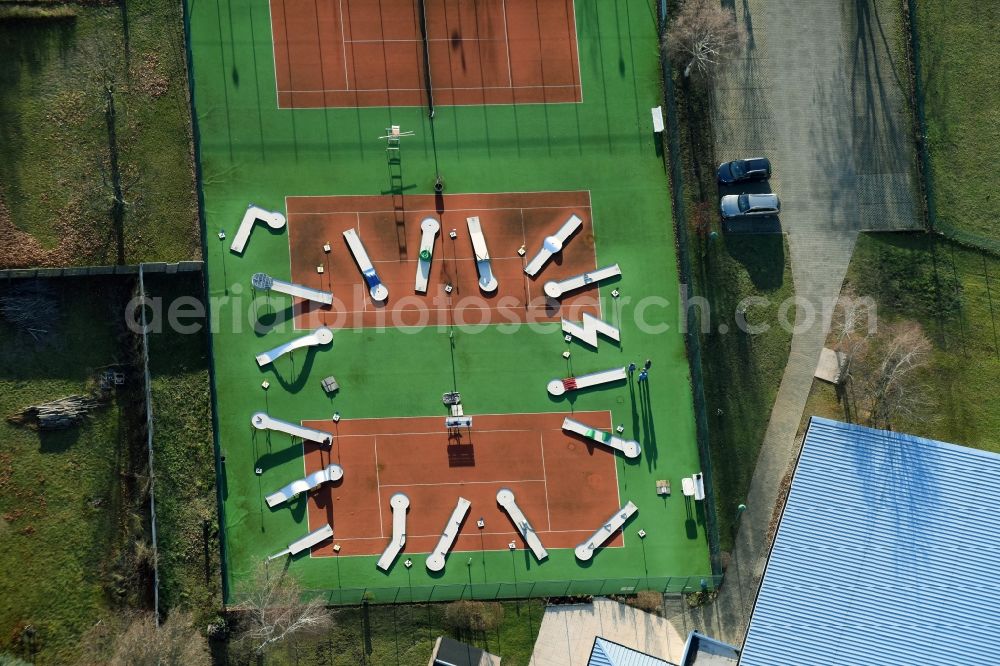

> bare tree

[
  {"left": 834, "top": 304, "right": 934, "bottom": 430},
  {"left": 231, "top": 562, "right": 331, "bottom": 656},
  {"left": 664, "top": 0, "right": 744, "bottom": 78}
]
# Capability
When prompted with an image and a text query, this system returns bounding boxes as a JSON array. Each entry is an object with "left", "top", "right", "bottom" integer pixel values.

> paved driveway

[{"left": 688, "top": 0, "right": 922, "bottom": 646}]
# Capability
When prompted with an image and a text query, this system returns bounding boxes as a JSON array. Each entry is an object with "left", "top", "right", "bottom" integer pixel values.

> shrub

[
  {"left": 627, "top": 590, "right": 664, "bottom": 614},
  {"left": 444, "top": 601, "right": 504, "bottom": 633}
]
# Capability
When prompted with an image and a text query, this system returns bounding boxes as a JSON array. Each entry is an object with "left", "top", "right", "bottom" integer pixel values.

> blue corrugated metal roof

[
  {"left": 588, "top": 637, "right": 674, "bottom": 666},
  {"left": 740, "top": 418, "right": 1000, "bottom": 666}
]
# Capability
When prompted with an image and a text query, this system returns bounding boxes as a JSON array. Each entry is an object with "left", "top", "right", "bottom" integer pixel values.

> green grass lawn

[
  {"left": 255, "top": 600, "right": 543, "bottom": 666},
  {"left": 915, "top": 0, "right": 1000, "bottom": 244},
  {"left": 0, "top": 4, "right": 198, "bottom": 267},
  {"left": 804, "top": 232, "right": 1000, "bottom": 452},
  {"left": 692, "top": 233, "right": 793, "bottom": 553},
  {"left": 186, "top": 0, "right": 712, "bottom": 601},
  {"left": 144, "top": 272, "right": 222, "bottom": 626},
  {"left": 0, "top": 279, "right": 135, "bottom": 663}
]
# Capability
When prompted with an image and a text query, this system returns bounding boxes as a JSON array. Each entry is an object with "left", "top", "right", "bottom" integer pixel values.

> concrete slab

[{"left": 529, "top": 598, "right": 687, "bottom": 666}]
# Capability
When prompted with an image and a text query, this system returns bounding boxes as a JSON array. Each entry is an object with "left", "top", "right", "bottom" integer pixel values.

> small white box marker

[
  {"left": 477, "top": 518, "right": 485, "bottom": 528},
  {"left": 616, "top": 425, "right": 625, "bottom": 434},
  {"left": 508, "top": 542, "right": 516, "bottom": 550},
  {"left": 333, "top": 544, "right": 341, "bottom": 552},
  {"left": 449, "top": 229, "right": 458, "bottom": 239},
  {"left": 323, "top": 242, "right": 331, "bottom": 253},
  {"left": 404, "top": 558, "right": 413, "bottom": 568},
  {"left": 562, "top": 351, "right": 571, "bottom": 359},
  {"left": 637, "top": 529, "right": 647, "bottom": 539},
  {"left": 316, "top": 265, "right": 325, "bottom": 274},
  {"left": 444, "top": 284, "right": 453, "bottom": 294},
  {"left": 218, "top": 230, "right": 226, "bottom": 240},
  {"left": 517, "top": 245, "right": 526, "bottom": 257},
  {"left": 254, "top": 467, "right": 263, "bottom": 475},
  {"left": 611, "top": 288, "right": 620, "bottom": 298},
  {"left": 332, "top": 412, "right": 341, "bottom": 423},
  {"left": 564, "top": 334, "right": 573, "bottom": 343},
  {"left": 261, "top": 381, "right": 270, "bottom": 390}
]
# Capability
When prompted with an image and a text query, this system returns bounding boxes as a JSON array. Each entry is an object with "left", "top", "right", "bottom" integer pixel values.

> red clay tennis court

[
  {"left": 269, "top": 0, "right": 581, "bottom": 108},
  {"left": 286, "top": 191, "right": 604, "bottom": 329},
  {"left": 301, "top": 411, "right": 623, "bottom": 557}
]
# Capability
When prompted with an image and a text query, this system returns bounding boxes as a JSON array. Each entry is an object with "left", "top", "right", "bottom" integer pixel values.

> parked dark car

[
  {"left": 720, "top": 193, "right": 780, "bottom": 219},
  {"left": 717, "top": 157, "right": 771, "bottom": 184}
]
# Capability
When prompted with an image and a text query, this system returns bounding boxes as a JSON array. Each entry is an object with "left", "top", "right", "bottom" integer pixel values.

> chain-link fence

[{"left": 303, "top": 574, "right": 723, "bottom": 606}]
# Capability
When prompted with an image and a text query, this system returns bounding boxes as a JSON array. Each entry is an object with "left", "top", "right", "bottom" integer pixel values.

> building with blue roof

[{"left": 740, "top": 417, "right": 1000, "bottom": 665}]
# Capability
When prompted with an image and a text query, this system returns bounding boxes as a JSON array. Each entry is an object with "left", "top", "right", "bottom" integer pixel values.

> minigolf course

[
  {"left": 268, "top": 523, "right": 333, "bottom": 561},
  {"left": 255, "top": 326, "right": 333, "bottom": 367},
  {"left": 251, "top": 412, "right": 332, "bottom": 446},
  {"left": 252, "top": 272, "right": 333, "bottom": 305},
  {"left": 562, "top": 417, "right": 641, "bottom": 459},
  {"left": 524, "top": 214, "right": 583, "bottom": 277},
  {"left": 266, "top": 463, "right": 344, "bottom": 508},
  {"left": 575, "top": 502, "right": 639, "bottom": 562},
  {"left": 343, "top": 228, "right": 388, "bottom": 302},
  {"left": 231, "top": 204, "right": 285, "bottom": 255},
  {"left": 426, "top": 497, "right": 471, "bottom": 573},
  {"left": 414, "top": 217, "right": 439, "bottom": 294},
  {"left": 376, "top": 493, "right": 410, "bottom": 572},
  {"left": 187, "top": 0, "right": 713, "bottom": 606},
  {"left": 496, "top": 488, "right": 548, "bottom": 562}
]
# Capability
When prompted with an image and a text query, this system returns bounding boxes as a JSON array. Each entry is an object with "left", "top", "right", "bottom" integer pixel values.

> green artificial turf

[
  {"left": 185, "top": 0, "right": 712, "bottom": 602},
  {"left": 0, "top": 4, "right": 198, "bottom": 266},
  {"left": 0, "top": 280, "right": 131, "bottom": 662},
  {"left": 915, "top": 0, "right": 1000, "bottom": 244}
]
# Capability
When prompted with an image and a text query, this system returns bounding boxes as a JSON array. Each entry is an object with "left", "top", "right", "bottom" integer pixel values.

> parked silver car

[{"left": 720, "top": 193, "right": 780, "bottom": 219}]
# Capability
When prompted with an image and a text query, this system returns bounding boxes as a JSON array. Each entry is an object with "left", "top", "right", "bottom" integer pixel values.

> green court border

[{"left": 183, "top": 0, "right": 713, "bottom": 603}]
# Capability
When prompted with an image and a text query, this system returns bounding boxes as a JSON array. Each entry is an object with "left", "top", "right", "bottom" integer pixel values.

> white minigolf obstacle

[
  {"left": 466, "top": 216, "right": 498, "bottom": 292},
  {"left": 547, "top": 366, "right": 628, "bottom": 397},
  {"left": 561, "top": 313, "right": 620, "bottom": 348},
  {"left": 543, "top": 264, "right": 621, "bottom": 300},
  {"left": 252, "top": 272, "right": 333, "bottom": 305},
  {"left": 496, "top": 488, "right": 548, "bottom": 562},
  {"left": 376, "top": 493, "right": 410, "bottom": 571},
  {"left": 267, "top": 523, "right": 333, "bottom": 560},
  {"left": 343, "top": 228, "right": 389, "bottom": 302},
  {"left": 265, "top": 464, "right": 344, "bottom": 507},
  {"left": 426, "top": 496, "right": 471, "bottom": 572},
  {"left": 231, "top": 204, "right": 286, "bottom": 255},
  {"left": 255, "top": 326, "right": 333, "bottom": 367},
  {"left": 414, "top": 217, "right": 440, "bottom": 293},
  {"left": 574, "top": 501, "right": 638, "bottom": 561},
  {"left": 562, "top": 417, "right": 640, "bottom": 459},
  {"left": 251, "top": 412, "right": 333, "bottom": 446},
  {"left": 524, "top": 214, "right": 583, "bottom": 277}
]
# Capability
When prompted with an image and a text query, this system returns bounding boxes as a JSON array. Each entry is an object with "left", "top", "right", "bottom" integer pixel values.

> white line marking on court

[
  {"left": 501, "top": 0, "right": 513, "bottom": 87},
  {"left": 338, "top": 0, "right": 350, "bottom": 89},
  {"left": 373, "top": 434, "right": 385, "bottom": 538},
  {"left": 539, "top": 432, "right": 552, "bottom": 531},
  {"left": 379, "top": 479, "right": 545, "bottom": 488}
]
